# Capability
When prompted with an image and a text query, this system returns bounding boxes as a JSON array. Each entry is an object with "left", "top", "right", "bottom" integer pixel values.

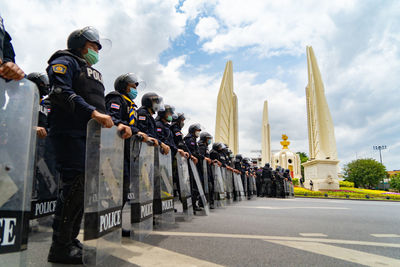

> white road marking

[
  {"left": 299, "top": 233, "right": 327, "bottom": 237},
  {"left": 371, "top": 234, "right": 400, "bottom": 238},
  {"left": 267, "top": 240, "right": 400, "bottom": 267},
  {"left": 113, "top": 238, "right": 223, "bottom": 267},
  {"left": 232, "top": 206, "right": 349, "bottom": 210},
  {"left": 152, "top": 231, "right": 400, "bottom": 248}
]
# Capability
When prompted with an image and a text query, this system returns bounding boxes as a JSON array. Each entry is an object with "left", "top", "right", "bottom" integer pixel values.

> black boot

[{"left": 48, "top": 242, "right": 82, "bottom": 264}]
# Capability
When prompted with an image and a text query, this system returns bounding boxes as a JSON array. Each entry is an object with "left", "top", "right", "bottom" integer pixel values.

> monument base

[{"left": 303, "top": 159, "right": 340, "bottom": 191}]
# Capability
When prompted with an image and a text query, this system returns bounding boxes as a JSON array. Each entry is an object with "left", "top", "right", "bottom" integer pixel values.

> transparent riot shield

[
  {"left": 130, "top": 140, "right": 154, "bottom": 241},
  {"left": 0, "top": 79, "right": 38, "bottom": 266},
  {"left": 234, "top": 173, "right": 244, "bottom": 201},
  {"left": 153, "top": 148, "right": 174, "bottom": 229},
  {"left": 252, "top": 176, "right": 257, "bottom": 195},
  {"left": 220, "top": 168, "right": 228, "bottom": 205},
  {"left": 175, "top": 154, "right": 193, "bottom": 221},
  {"left": 83, "top": 120, "right": 124, "bottom": 266},
  {"left": 30, "top": 137, "right": 59, "bottom": 220},
  {"left": 226, "top": 170, "right": 234, "bottom": 204},
  {"left": 212, "top": 165, "right": 225, "bottom": 208},
  {"left": 189, "top": 160, "right": 209, "bottom": 216},
  {"left": 202, "top": 160, "right": 210, "bottom": 203}
]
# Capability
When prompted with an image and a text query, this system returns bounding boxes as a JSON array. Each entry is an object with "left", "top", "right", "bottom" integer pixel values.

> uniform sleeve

[
  {"left": 47, "top": 56, "right": 96, "bottom": 119},
  {"left": 2, "top": 32, "right": 15, "bottom": 63},
  {"left": 136, "top": 109, "right": 153, "bottom": 137},
  {"left": 106, "top": 95, "right": 125, "bottom": 126},
  {"left": 155, "top": 121, "right": 167, "bottom": 144}
]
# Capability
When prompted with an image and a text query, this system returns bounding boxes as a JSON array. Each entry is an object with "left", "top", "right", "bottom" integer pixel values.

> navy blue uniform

[
  {"left": 155, "top": 119, "right": 178, "bottom": 155},
  {"left": 105, "top": 91, "right": 139, "bottom": 203},
  {"left": 170, "top": 123, "right": 189, "bottom": 152},
  {"left": 46, "top": 49, "right": 106, "bottom": 246},
  {"left": 0, "top": 16, "right": 15, "bottom": 64},
  {"left": 135, "top": 106, "right": 160, "bottom": 140}
]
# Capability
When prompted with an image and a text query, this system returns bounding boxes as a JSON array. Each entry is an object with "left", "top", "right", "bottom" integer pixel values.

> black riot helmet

[
  {"left": 67, "top": 26, "right": 103, "bottom": 50},
  {"left": 200, "top": 132, "right": 213, "bottom": 143},
  {"left": 235, "top": 154, "right": 243, "bottom": 161},
  {"left": 141, "top": 92, "right": 164, "bottom": 113},
  {"left": 172, "top": 112, "right": 185, "bottom": 129},
  {"left": 157, "top": 104, "right": 175, "bottom": 121},
  {"left": 188, "top": 123, "right": 201, "bottom": 134},
  {"left": 264, "top": 163, "right": 270, "bottom": 169},
  {"left": 27, "top": 72, "right": 49, "bottom": 97},
  {"left": 114, "top": 73, "right": 139, "bottom": 93},
  {"left": 212, "top": 142, "right": 223, "bottom": 151}
]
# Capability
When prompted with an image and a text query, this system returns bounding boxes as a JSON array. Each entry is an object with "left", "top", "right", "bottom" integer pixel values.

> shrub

[
  {"left": 292, "top": 178, "right": 299, "bottom": 186},
  {"left": 340, "top": 181, "right": 355, "bottom": 188}
]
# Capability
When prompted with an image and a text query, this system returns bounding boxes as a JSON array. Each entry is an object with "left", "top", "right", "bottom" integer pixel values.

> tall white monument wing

[{"left": 306, "top": 46, "right": 338, "bottom": 160}]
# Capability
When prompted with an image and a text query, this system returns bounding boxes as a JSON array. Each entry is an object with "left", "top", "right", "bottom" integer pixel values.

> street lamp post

[
  {"left": 373, "top": 145, "right": 387, "bottom": 189},
  {"left": 373, "top": 145, "right": 387, "bottom": 165}
]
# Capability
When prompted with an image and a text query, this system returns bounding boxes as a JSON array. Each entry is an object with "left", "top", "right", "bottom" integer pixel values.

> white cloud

[{"left": 194, "top": 17, "right": 219, "bottom": 40}]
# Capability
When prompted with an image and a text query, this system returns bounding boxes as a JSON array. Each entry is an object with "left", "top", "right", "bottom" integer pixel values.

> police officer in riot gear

[
  {"left": 262, "top": 163, "right": 273, "bottom": 197},
  {"left": 46, "top": 26, "right": 129, "bottom": 264},
  {"left": 184, "top": 123, "right": 204, "bottom": 211},
  {"left": 155, "top": 105, "right": 187, "bottom": 158},
  {"left": 105, "top": 73, "right": 149, "bottom": 236},
  {"left": 198, "top": 132, "right": 215, "bottom": 207},
  {"left": 0, "top": 15, "right": 24, "bottom": 80},
  {"left": 136, "top": 92, "right": 170, "bottom": 154}
]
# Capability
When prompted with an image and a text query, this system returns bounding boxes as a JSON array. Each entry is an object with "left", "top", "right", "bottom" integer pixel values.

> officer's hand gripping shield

[
  {"left": 175, "top": 154, "right": 193, "bottom": 221},
  {"left": 0, "top": 79, "right": 38, "bottom": 266},
  {"left": 130, "top": 139, "right": 154, "bottom": 241},
  {"left": 153, "top": 148, "right": 174, "bottom": 229},
  {"left": 188, "top": 160, "right": 209, "bottom": 216},
  {"left": 83, "top": 120, "right": 124, "bottom": 266}
]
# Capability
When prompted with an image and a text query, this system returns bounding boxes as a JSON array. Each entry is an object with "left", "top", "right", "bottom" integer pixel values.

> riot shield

[
  {"left": 220, "top": 168, "right": 228, "bottom": 205},
  {"left": 83, "top": 120, "right": 124, "bottom": 266},
  {"left": 252, "top": 176, "right": 257, "bottom": 196},
  {"left": 225, "top": 169, "right": 234, "bottom": 204},
  {"left": 284, "top": 180, "right": 289, "bottom": 198},
  {"left": 30, "top": 137, "right": 59, "bottom": 220},
  {"left": 130, "top": 140, "right": 154, "bottom": 241},
  {"left": 188, "top": 160, "right": 209, "bottom": 216},
  {"left": 175, "top": 154, "right": 193, "bottom": 221},
  {"left": 202, "top": 160, "right": 210, "bottom": 203},
  {"left": 232, "top": 173, "right": 238, "bottom": 201},
  {"left": 0, "top": 79, "right": 38, "bottom": 266},
  {"left": 153, "top": 148, "right": 174, "bottom": 229},
  {"left": 234, "top": 173, "right": 244, "bottom": 201},
  {"left": 212, "top": 165, "right": 225, "bottom": 208}
]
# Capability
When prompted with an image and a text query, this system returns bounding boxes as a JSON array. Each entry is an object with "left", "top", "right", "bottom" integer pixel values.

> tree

[
  {"left": 297, "top": 152, "right": 308, "bottom": 179},
  {"left": 389, "top": 175, "right": 400, "bottom": 192},
  {"left": 343, "top": 158, "right": 386, "bottom": 189}
]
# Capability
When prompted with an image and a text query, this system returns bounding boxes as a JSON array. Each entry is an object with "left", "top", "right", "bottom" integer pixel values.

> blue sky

[{"left": 2, "top": 0, "right": 400, "bottom": 171}]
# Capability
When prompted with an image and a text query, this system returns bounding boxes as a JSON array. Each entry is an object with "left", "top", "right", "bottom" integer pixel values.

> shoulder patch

[
  {"left": 175, "top": 132, "right": 182, "bottom": 136},
  {"left": 138, "top": 116, "right": 146, "bottom": 121},
  {"left": 156, "top": 128, "right": 162, "bottom": 132},
  {"left": 110, "top": 103, "right": 120, "bottom": 110},
  {"left": 52, "top": 64, "right": 67, "bottom": 74}
]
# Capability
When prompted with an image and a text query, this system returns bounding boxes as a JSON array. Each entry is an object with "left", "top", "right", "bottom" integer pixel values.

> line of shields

[{"left": 0, "top": 80, "right": 256, "bottom": 266}]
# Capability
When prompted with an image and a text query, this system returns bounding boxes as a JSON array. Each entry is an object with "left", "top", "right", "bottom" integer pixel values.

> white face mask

[{"left": 195, "top": 131, "right": 200, "bottom": 138}]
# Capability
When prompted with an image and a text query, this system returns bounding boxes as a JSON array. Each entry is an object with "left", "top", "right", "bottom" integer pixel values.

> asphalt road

[{"left": 23, "top": 197, "right": 400, "bottom": 266}]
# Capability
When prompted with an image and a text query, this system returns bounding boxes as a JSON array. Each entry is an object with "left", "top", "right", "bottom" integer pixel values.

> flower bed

[{"left": 294, "top": 186, "right": 400, "bottom": 200}]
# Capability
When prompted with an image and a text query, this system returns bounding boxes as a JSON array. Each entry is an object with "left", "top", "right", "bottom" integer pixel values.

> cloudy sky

[{"left": 2, "top": 0, "right": 400, "bottom": 171}]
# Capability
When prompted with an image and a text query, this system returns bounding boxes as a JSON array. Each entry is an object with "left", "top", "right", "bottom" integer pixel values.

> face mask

[
  {"left": 127, "top": 88, "right": 138, "bottom": 100},
  {"left": 166, "top": 115, "right": 172, "bottom": 122},
  {"left": 195, "top": 131, "right": 200, "bottom": 138},
  {"left": 207, "top": 139, "right": 212, "bottom": 145},
  {"left": 83, "top": 48, "right": 99, "bottom": 65}
]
